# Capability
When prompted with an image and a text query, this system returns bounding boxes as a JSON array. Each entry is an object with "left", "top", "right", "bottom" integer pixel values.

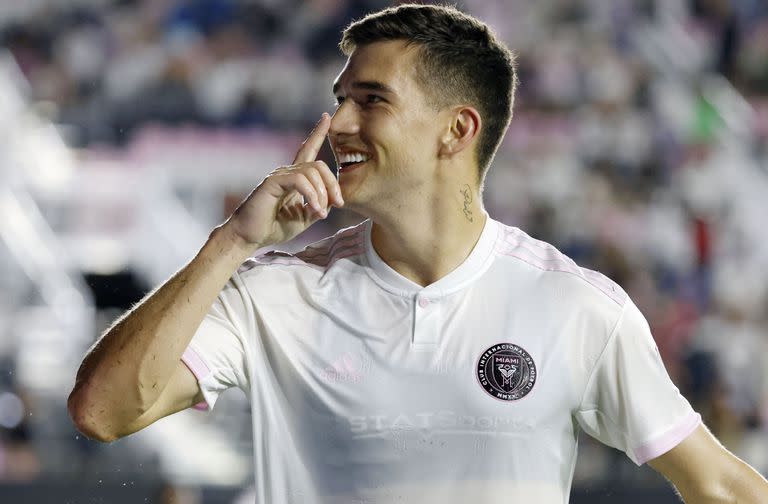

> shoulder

[
  {"left": 237, "top": 221, "right": 367, "bottom": 276},
  {"left": 493, "top": 222, "right": 628, "bottom": 308}
]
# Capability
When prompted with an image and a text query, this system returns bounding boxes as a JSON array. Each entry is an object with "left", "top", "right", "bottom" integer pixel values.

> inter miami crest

[{"left": 476, "top": 343, "right": 536, "bottom": 401}]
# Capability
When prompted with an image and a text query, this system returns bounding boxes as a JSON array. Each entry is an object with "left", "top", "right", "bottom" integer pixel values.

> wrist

[{"left": 209, "top": 222, "right": 261, "bottom": 261}]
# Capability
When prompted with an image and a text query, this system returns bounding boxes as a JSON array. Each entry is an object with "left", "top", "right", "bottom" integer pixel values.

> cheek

[
  {"left": 401, "top": 122, "right": 439, "bottom": 164},
  {"left": 368, "top": 111, "right": 438, "bottom": 165}
]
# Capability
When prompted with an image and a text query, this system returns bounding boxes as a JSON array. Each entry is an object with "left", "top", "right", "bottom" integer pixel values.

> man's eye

[{"left": 366, "top": 95, "right": 382, "bottom": 104}]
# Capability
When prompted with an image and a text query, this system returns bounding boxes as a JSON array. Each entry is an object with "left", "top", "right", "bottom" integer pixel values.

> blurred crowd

[
  {"left": 2, "top": 0, "right": 384, "bottom": 146},
  {"left": 2, "top": 0, "right": 768, "bottom": 491}
]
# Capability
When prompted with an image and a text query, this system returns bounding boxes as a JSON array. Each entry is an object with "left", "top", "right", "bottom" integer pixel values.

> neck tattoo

[{"left": 460, "top": 184, "right": 474, "bottom": 223}]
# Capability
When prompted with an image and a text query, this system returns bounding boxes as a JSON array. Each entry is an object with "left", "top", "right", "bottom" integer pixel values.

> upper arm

[
  {"left": 124, "top": 279, "right": 251, "bottom": 437},
  {"left": 649, "top": 424, "right": 768, "bottom": 502},
  {"left": 119, "top": 360, "right": 205, "bottom": 438},
  {"left": 575, "top": 298, "right": 701, "bottom": 464}
]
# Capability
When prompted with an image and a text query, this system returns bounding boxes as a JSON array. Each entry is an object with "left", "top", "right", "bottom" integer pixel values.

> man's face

[{"left": 328, "top": 40, "right": 445, "bottom": 212}]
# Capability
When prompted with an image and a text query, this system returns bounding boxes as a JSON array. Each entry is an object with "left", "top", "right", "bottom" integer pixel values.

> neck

[{"left": 368, "top": 183, "right": 487, "bottom": 287}]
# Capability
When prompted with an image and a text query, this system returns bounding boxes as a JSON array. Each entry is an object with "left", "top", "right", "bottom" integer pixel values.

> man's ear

[{"left": 438, "top": 106, "right": 482, "bottom": 158}]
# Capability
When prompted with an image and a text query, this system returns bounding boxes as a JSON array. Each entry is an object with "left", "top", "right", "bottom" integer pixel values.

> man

[{"left": 68, "top": 4, "right": 768, "bottom": 503}]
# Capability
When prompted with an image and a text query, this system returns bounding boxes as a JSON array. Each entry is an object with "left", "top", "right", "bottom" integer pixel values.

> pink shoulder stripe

[
  {"left": 237, "top": 227, "right": 365, "bottom": 273},
  {"left": 310, "top": 224, "right": 360, "bottom": 248},
  {"left": 497, "top": 246, "right": 581, "bottom": 277},
  {"left": 634, "top": 412, "right": 701, "bottom": 465},
  {"left": 255, "top": 258, "right": 326, "bottom": 270},
  {"left": 311, "top": 244, "right": 365, "bottom": 268},
  {"left": 582, "top": 269, "right": 623, "bottom": 301},
  {"left": 498, "top": 234, "right": 581, "bottom": 274},
  {"left": 501, "top": 228, "right": 579, "bottom": 266},
  {"left": 298, "top": 234, "right": 360, "bottom": 260},
  {"left": 237, "top": 254, "right": 307, "bottom": 273},
  {"left": 302, "top": 239, "right": 364, "bottom": 267},
  {"left": 235, "top": 226, "right": 364, "bottom": 273},
  {"left": 297, "top": 224, "right": 365, "bottom": 265},
  {"left": 496, "top": 226, "right": 627, "bottom": 306}
]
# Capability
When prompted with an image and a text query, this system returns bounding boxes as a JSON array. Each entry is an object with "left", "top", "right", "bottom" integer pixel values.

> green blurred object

[{"left": 689, "top": 94, "right": 724, "bottom": 143}]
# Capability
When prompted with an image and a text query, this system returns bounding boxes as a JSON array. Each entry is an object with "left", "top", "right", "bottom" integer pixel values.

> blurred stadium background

[{"left": 1, "top": 0, "right": 767, "bottom": 502}]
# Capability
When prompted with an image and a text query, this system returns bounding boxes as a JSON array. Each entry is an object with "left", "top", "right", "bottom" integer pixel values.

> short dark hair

[{"left": 340, "top": 3, "right": 518, "bottom": 183}]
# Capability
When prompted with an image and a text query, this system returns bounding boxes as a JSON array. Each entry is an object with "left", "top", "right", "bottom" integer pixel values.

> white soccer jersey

[{"left": 182, "top": 216, "right": 700, "bottom": 503}]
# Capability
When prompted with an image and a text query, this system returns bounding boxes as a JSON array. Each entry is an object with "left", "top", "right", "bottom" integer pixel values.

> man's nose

[{"left": 329, "top": 102, "right": 360, "bottom": 137}]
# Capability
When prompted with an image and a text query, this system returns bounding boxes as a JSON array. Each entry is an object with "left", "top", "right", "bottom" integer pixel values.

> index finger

[{"left": 293, "top": 113, "right": 331, "bottom": 164}]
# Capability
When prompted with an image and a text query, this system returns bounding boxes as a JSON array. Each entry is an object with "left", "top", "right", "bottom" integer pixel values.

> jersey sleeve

[
  {"left": 575, "top": 298, "right": 701, "bottom": 465},
  {"left": 181, "top": 273, "right": 251, "bottom": 411}
]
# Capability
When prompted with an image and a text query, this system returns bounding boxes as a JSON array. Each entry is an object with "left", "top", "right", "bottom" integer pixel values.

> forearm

[
  {"left": 716, "top": 455, "right": 768, "bottom": 503},
  {"left": 68, "top": 112, "right": 338, "bottom": 440},
  {"left": 677, "top": 450, "right": 768, "bottom": 503},
  {"left": 68, "top": 224, "right": 254, "bottom": 437}
]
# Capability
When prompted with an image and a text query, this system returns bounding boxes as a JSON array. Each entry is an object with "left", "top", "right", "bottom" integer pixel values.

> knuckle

[
  {"left": 302, "top": 164, "right": 319, "bottom": 177},
  {"left": 310, "top": 163, "right": 331, "bottom": 181},
  {"left": 311, "top": 161, "right": 330, "bottom": 174},
  {"left": 304, "top": 167, "right": 324, "bottom": 186},
  {"left": 301, "top": 179, "right": 316, "bottom": 193}
]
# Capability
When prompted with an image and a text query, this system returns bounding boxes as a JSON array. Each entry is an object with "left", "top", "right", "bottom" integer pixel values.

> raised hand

[{"left": 224, "top": 113, "right": 344, "bottom": 249}]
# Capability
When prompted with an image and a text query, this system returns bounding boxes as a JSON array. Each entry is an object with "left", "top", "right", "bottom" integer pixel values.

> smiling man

[{"left": 68, "top": 4, "right": 768, "bottom": 503}]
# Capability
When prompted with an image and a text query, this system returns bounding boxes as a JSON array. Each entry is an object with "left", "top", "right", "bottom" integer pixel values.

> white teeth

[{"left": 338, "top": 152, "right": 369, "bottom": 164}]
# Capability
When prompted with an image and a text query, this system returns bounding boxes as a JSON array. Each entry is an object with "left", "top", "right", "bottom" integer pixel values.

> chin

[
  {"left": 337, "top": 189, "right": 372, "bottom": 216},
  {"left": 339, "top": 178, "right": 363, "bottom": 203}
]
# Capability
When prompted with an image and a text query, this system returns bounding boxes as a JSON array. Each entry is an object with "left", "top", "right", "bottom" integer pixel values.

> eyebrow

[{"left": 332, "top": 80, "right": 396, "bottom": 96}]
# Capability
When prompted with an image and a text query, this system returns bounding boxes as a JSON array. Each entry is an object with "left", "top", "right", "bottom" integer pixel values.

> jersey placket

[{"left": 412, "top": 293, "right": 441, "bottom": 347}]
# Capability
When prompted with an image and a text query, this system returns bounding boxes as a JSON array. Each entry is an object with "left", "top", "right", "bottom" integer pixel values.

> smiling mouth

[{"left": 338, "top": 159, "right": 367, "bottom": 173}]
